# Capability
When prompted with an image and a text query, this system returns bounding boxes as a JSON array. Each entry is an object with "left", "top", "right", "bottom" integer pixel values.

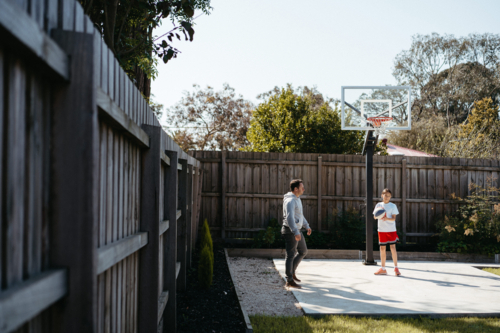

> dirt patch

[{"left": 228, "top": 257, "right": 303, "bottom": 317}]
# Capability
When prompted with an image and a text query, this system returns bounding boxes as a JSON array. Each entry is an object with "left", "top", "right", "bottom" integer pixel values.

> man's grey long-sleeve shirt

[{"left": 283, "top": 192, "right": 310, "bottom": 236}]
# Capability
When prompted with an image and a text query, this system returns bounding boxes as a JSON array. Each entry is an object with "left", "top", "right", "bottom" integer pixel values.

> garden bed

[{"left": 176, "top": 245, "right": 246, "bottom": 333}]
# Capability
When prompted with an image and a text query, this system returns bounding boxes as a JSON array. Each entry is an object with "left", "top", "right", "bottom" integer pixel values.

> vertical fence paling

[
  {"left": 196, "top": 152, "right": 500, "bottom": 242},
  {"left": 0, "top": 0, "right": 202, "bottom": 331}
]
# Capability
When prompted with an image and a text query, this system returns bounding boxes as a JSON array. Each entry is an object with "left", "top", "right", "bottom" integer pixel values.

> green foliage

[
  {"left": 304, "top": 231, "right": 329, "bottom": 248},
  {"left": 245, "top": 85, "right": 363, "bottom": 154},
  {"left": 436, "top": 183, "right": 500, "bottom": 256},
  {"left": 327, "top": 207, "right": 365, "bottom": 249},
  {"left": 200, "top": 219, "right": 214, "bottom": 261},
  {"left": 253, "top": 208, "right": 365, "bottom": 250},
  {"left": 253, "top": 218, "right": 284, "bottom": 249},
  {"left": 79, "top": 0, "right": 213, "bottom": 95},
  {"left": 197, "top": 245, "right": 213, "bottom": 289}
]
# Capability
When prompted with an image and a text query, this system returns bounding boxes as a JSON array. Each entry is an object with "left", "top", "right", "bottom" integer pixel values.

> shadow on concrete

[{"left": 401, "top": 266, "right": 500, "bottom": 282}]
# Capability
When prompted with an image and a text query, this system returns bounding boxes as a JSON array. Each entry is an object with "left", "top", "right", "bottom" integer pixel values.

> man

[{"left": 282, "top": 179, "right": 312, "bottom": 289}]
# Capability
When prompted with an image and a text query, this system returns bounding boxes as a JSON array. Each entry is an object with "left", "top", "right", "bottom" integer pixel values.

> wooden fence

[
  {"left": 193, "top": 151, "right": 500, "bottom": 244},
  {"left": 0, "top": 0, "right": 202, "bottom": 332}
]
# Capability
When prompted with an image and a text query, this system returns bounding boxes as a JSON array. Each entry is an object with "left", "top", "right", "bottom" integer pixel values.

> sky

[{"left": 151, "top": 0, "right": 500, "bottom": 126}]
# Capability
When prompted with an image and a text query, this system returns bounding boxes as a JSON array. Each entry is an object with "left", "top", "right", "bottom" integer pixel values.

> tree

[
  {"left": 79, "top": 0, "right": 212, "bottom": 97},
  {"left": 245, "top": 85, "right": 364, "bottom": 154},
  {"left": 445, "top": 97, "right": 500, "bottom": 159},
  {"left": 388, "top": 98, "right": 500, "bottom": 159},
  {"left": 166, "top": 84, "right": 253, "bottom": 150},
  {"left": 393, "top": 33, "right": 500, "bottom": 126}
]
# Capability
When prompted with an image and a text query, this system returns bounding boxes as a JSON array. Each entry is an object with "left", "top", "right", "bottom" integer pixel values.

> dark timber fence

[
  {"left": 0, "top": 0, "right": 203, "bottom": 332},
  {"left": 192, "top": 151, "right": 500, "bottom": 244}
]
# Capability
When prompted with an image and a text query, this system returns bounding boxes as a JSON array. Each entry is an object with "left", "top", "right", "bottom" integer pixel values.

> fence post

[
  {"left": 402, "top": 159, "right": 407, "bottom": 245},
  {"left": 317, "top": 156, "right": 322, "bottom": 231},
  {"left": 186, "top": 164, "right": 194, "bottom": 269},
  {"left": 192, "top": 166, "right": 199, "bottom": 248},
  {"left": 163, "top": 150, "right": 178, "bottom": 333},
  {"left": 138, "top": 124, "right": 162, "bottom": 332},
  {"left": 50, "top": 30, "right": 98, "bottom": 332},
  {"left": 221, "top": 150, "right": 227, "bottom": 239},
  {"left": 177, "top": 158, "right": 188, "bottom": 291},
  {"left": 195, "top": 168, "right": 204, "bottom": 243}
]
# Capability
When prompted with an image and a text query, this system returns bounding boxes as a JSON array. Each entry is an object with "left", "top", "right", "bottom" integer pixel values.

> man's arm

[{"left": 285, "top": 200, "right": 300, "bottom": 236}]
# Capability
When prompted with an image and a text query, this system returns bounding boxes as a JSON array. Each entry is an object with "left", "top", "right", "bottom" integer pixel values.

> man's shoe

[
  {"left": 394, "top": 267, "right": 401, "bottom": 276},
  {"left": 374, "top": 268, "right": 387, "bottom": 275},
  {"left": 292, "top": 274, "right": 301, "bottom": 282},
  {"left": 285, "top": 280, "right": 302, "bottom": 289}
]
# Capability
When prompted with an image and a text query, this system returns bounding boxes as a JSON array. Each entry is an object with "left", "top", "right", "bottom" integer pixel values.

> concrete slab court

[{"left": 273, "top": 259, "right": 500, "bottom": 318}]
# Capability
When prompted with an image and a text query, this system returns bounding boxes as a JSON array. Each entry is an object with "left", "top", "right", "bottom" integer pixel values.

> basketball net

[{"left": 367, "top": 116, "right": 393, "bottom": 137}]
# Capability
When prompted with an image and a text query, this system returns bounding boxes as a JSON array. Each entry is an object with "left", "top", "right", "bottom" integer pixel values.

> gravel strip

[{"left": 228, "top": 257, "right": 303, "bottom": 317}]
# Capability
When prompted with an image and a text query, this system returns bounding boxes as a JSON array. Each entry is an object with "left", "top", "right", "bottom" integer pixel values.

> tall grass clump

[{"left": 198, "top": 219, "right": 214, "bottom": 289}]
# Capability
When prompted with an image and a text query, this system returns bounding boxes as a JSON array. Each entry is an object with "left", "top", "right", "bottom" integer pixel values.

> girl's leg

[
  {"left": 390, "top": 244, "right": 398, "bottom": 267},
  {"left": 380, "top": 246, "right": 386, "bottom": 268}
]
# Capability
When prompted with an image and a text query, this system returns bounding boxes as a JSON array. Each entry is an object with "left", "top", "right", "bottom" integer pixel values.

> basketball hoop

[{"left": 367, "top": 116, "right": 393, "bottom": 137}]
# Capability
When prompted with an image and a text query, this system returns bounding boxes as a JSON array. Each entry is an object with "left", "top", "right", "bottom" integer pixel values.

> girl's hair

[{"left": 382, "top": 188, "right": 392, "bottom": 195}]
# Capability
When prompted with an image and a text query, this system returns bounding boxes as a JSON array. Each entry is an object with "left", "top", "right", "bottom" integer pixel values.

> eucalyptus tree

[{"left": 393, "top": 33, "right": 500, "bottom": 126}]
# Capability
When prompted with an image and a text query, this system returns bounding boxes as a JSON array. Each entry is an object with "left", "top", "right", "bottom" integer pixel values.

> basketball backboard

[{"left": 341, "top": 86, "right": 412, "bottom": 131}]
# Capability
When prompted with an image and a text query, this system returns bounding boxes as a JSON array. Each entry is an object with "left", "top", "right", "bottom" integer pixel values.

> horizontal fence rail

[{"left": 193, "top": 151, "right": 500, "bottom": 245}]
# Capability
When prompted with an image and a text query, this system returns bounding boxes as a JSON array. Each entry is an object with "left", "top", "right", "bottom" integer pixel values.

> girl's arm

[{"left": 382, "top": 214, "right": 397, "bottom": 222}]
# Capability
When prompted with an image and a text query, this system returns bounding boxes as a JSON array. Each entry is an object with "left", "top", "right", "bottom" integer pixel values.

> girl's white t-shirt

[{"left": 373, "top": 202, "right": 399, "bottom": 232}]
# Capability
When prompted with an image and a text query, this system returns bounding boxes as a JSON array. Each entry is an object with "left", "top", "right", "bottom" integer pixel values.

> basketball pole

[{"left": 362, "top": 130, "right": 377, "bottom": 265}]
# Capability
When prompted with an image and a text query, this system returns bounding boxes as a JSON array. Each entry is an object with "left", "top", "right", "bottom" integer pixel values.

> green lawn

[
  {"left": 250, "top": 315, "right": 500, "bottom": 333},
  {"left": 482, "top": 267, "right": 500, "bottom": 277}
]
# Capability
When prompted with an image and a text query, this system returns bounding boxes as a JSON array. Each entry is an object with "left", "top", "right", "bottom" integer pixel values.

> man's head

[
  {"left": 290, "top": 179, "right": 305, "bottom": 196},
  {"left": 381, "top": 188, "right": 392, "bottom": 203}
]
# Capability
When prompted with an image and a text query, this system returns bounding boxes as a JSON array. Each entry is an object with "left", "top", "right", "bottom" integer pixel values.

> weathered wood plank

[
  {"left": 163, "top": 150, "right": 178, "bottom": 333},
  {"left": 97, "top": 232, "right": 148, "bottom": 274},
  {"left": 138, "top": 125, "right": 162, "bottom": 332},
  {"left": 0, "top": 0, "right": 69, "bottom": 79},
  {"left": 177, "top": 159, "right": 188, "bottom": 290},
  {"left": 161, "top": 151, "right": 170, "bottom": 166},
  {"left": 96, "top": 88, "right": 149, "bottom": 148},
  {"left": 186, "top": 164, "right": 194, "bottom": 268},
  {"left": 49, "top": 30, "right": 98, "bottom": 332},
  {"left": 160, "top": 220, "right": 170, "bottom": 236},
  {"left": 157, "top": 291, "right": 169, "bottom": 325},
  {"left": 0, "top": 270, "right": 67, "bottom": 333},
  {"left": 176, "top": 262, "right": 181, "bottom": 279},
  {"left": 221, "top": 151, "right": 227, "bottom": 238},
  {"left": 74, "top": 2, "right": 84, "bottom": 32},
  {"left": 5, "top": 57, "right": 26, "bottom": 288}
]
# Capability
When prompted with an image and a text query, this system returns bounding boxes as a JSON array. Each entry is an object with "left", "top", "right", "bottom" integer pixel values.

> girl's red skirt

[{"left": 378, "top": 231, "right": 399, "bottom": 245}]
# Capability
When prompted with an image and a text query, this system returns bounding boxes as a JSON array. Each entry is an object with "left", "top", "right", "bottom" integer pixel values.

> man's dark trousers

[{"left": 282, "top": 226, "right": 308, "bottom": 282}]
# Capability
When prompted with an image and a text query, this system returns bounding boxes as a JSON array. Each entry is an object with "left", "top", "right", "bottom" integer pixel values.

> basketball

[{"left": 374, "top": 208, "right": 386, "bottom": 219}]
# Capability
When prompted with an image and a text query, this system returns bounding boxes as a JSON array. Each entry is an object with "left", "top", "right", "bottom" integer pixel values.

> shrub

[
  {"left": 198, "top": 245, "right": 213, "bottom": 289},
  {"left": 253, "top": 218, "right": 285, "bottom": 249},
  {"left": 200, "top": 219, "right": 213, "bottom": 261},
  {"left": 327, "top": 207, "right": 365, "bottom": 249},
  {"left": 436, "top": 182, "right": 500, "bottom": 256}
]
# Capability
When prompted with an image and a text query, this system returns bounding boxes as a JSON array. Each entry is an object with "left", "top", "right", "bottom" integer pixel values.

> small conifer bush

[
  {"left": 198, "top": 245, "right": 213, "bottom": 289},
  {"left": 200, "top": 218, "right": 213, "bottom": 261}
]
